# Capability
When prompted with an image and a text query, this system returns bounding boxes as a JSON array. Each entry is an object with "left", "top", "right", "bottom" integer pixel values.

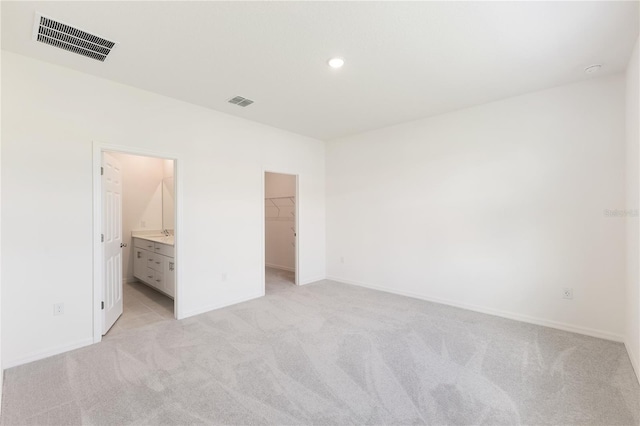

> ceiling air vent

[
  {"left": 228, "top": 96, "right": 254, "bottom": 107},
  {"left": 32, "top": 13, "right": 116, "bottom": 62}
]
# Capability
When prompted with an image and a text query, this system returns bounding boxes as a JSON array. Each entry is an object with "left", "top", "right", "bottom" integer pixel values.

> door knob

[{"left": 120, "top": 243, "right": 127, "bottom": 248}]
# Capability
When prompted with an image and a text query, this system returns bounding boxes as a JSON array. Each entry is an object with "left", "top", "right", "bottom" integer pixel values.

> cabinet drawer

[
  {"left": 143, "top": 267, "right": 163, "bottom": 290},
  {"left": 134, "top": 238, "right": 155, "bottom": 251},
  {"left": 133, "top": 238, "right": 145, "bottom": 249},
  {"left": 143, "top": 267, "right": 155, "bottom": 284},
  {"left": 151, "top": 253, "right": 164, "bottom": 272},
  {"left": 145, "top": 250, "right": 155, "bottom": 267},
  {"left": 151, "top": 269, "right": 163, "bottom": 289},
  {"left": 153, "top": 242, "right": 174, "bottom": 257}
]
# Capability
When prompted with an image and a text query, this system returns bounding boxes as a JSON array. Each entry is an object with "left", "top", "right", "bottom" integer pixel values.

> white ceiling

[{"left": 2, "top": 1, "right": 638, "bottom": 141}]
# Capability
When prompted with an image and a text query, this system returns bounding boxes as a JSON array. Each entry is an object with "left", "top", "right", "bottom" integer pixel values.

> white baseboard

[
  {"left": 265, "top": 263, "right": 295, "bottom": 272},
  {"left": 4, "top": 337, "right": 94, "bottom": 369},
  {"left": 625, "top": 340, "right": 640, "bottom": 384},
  {"left": 299, "top": 275, "right": 326, "bottom": 286},
  {"left": 182, "top": 292, "right": 263, "bottom": 319},
  {"left": 326, "top": 275, "right": 624, "bottom": 343}
]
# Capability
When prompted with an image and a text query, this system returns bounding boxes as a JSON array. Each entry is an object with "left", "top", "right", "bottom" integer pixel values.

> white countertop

[{"left": 132, "top": 233, "right": 174, "bottom": 246}]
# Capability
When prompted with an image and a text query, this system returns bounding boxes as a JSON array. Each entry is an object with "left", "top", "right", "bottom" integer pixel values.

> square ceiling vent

[
  {"left": 228, "top": 96, "right": 254, "bottom": 107},
  {"left": 32, "top": 13, "right": 117, "bottom": 62}
]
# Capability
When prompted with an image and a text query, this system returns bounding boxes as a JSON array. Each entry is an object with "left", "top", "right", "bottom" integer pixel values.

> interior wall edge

[
  {"left": 625, "top": 339, "right": 640, "bottom": 383},
  {"left": 298, "top": 275, "right": 326, "bottom": 286},
  {"left": 180, "top": 291, "right": 264, "bottom": 320},
  {"left": 326, "top": 275, "right": 626, "bottom": 343},
  {"left": 625, "top": 33, "right": 640, "bottom": 385}
]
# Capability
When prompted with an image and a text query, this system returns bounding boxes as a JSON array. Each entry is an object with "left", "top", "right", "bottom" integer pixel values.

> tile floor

[{"left": 104, "top": 279, "right": 174, "bottom": 338}]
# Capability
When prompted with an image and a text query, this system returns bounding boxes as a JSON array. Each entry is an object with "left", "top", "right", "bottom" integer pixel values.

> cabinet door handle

[
  {"left": 156, "top": 279, "right": 161, "bottom": 282},
  {"left": 147, "top": 275, "right": 153, "bottom": 279},
  {"left": 155, "top": 261, "right": 160, "bottom": 265},
  {"left": 169, "top": 262, "right": 174, "bottom": 271},
  {"left": 148, "top": 258, "right": 153, "bottom": 262},
  {"left": 137, "top": 251, "right": 142, "bottom": 259}
]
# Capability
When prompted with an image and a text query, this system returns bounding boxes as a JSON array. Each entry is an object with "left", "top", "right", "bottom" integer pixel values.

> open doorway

[
  {"left": 264, "top": 171, "right": 298, "bottom": 293},
  {"left": 100, "top": 150, "right": 176, "bottom": 337}
]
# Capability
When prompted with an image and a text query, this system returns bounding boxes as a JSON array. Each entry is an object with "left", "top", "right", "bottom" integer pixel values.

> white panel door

[{"left": 102, "top": 152, "right": 123, "bottom": 334}]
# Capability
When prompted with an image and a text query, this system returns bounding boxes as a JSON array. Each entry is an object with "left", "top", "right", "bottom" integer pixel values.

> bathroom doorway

[
  {"left": 264, "top": 171, "right": 298, "bottom": 293},
  {"left": 94, "top": 145, "right": 179, "bottom": 341}
]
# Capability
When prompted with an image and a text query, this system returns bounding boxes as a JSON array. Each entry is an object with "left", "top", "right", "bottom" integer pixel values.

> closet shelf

[{"left": 265, "top": 196, "right": 295, "bottom": 221}]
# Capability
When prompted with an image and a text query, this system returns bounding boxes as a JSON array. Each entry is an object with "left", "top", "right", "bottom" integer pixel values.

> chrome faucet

[{"left": 162, "top": 229, "right": 170, "bottom": 236}]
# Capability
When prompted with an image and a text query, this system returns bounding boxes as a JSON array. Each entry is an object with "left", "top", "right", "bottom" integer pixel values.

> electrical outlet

[
  {"left": 562, "top": 288, "right": 574, "bottom": 300},
  {"left": 222, "top": 273, "right": 228, "bottom": 282},
  {"left": 53, "top": 303, "right": 64, "bottom": 316},
  {"left": 340, "top": 256, "right": 344, "bottom": 264}
]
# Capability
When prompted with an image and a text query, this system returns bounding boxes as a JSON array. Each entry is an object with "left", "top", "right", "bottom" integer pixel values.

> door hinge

[
  {"left": 101, "top": 167, "right": 104, "bottom": 176},
  {"left": 101, "top": 301, "right": 104, "bottom": 310},
  {"left": 101, "top": 234, "right": 104, "bottom": 242}
]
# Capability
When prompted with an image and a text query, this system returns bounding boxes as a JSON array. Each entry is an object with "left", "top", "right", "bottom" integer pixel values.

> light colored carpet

[{"left": 1, "top": 276, "right": 638, "bottom": 425}]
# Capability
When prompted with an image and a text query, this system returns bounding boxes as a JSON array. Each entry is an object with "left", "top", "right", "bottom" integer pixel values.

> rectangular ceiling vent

[
  {"left": 32, "top": 13, "right": 116, "bottom": 62},
  {"left": 228, "top": 96, "right": 254, "bottom": 107}
]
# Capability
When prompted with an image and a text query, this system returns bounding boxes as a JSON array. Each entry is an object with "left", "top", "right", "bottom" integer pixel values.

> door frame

[
  {"left": 92, "top": 141, "right": 183, "bottom": 343},
  {"left": 262, "top": 169, "right": 300, "bottom": 290}
]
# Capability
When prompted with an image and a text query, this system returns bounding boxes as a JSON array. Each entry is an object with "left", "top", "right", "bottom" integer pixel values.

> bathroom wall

[
  {"left": 109, "top": 152, "right": 164, "bottom": 283},
  {"left": 265, "top": 172, "right": 296, "bottom": 271}
]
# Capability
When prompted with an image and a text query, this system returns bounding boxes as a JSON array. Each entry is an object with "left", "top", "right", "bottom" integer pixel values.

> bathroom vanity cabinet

[{"left": 133, "top": 237, "right": 175, "bottom": 298}]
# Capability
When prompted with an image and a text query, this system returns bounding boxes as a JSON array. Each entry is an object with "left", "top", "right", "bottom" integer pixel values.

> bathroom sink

[{"left": 155, "top": 236, "right": 174, "bottom": 245}]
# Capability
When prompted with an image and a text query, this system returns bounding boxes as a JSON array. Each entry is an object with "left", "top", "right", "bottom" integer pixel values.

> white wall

[
  {"left": 162, "top": 158, "right": 175, "bottom": 231},
  {"left": 163, "top": 158, "right": 174, "bottom": 180},
  {"left": 327, "top": 74, "right": 627, "bottom": 341},
  {"left": 0, "top": 3, "right": 4, "bottom": 405},
  {"left": 1, "top": 51, "right": 326, "bottom": 368},
  {"left": 626, "top": 35, "right": 640, "bottom": 380},
  {"left": 109, "top": 152, "right": 165, "bottom": 283},
  {"left": 265, "top": 172, "right": 296, "bottom": 271}
]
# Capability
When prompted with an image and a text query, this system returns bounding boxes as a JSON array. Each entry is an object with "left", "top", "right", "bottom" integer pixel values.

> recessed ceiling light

[
  {"left": 584, "top": 64, "right": 602, "bottom": 74},
  {"left": 328, "top": 57, "right": 345, "bottom": 69}
]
